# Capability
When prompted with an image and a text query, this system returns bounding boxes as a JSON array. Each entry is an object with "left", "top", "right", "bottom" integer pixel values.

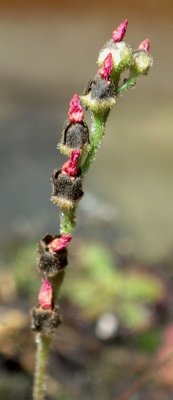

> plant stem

[
  {"left": 60, "top": 208, "right": 76, "bottom": 235},
  {"left": 60, "top": 107, "right": 109, "bottom": 236},
  {"left": 116, "top": 76, "right": 137, "bottom": 95},
  {"left": 58, "top": 112, "right": 109, "bottom": 233},
  {"left": 81, "top": 111, "right": 108, "bottom": 174},
  {"left": 33, "top": 271, "right": 65, "bottom": 400},
  {"left": 33, "top": 334, "right": 50, "bottom": 400},
  {"left": 53, "top": 270, "right": 65, "bottom": 300},
  {"left": 33, "top": 204, "right": 76, "bottom": 400}
]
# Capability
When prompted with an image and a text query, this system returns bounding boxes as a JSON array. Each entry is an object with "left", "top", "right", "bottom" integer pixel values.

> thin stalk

[
  {"left": 59, "top": 111, "right": 110, "bottom": 237},
  {"left": 52, "top": 270, "right": 65, "bottom": 300},
  {"left": 60, "top": 208, "right": 76, "bottom": 235},
  {"left": 33, "top": 207, "right": 76, "bottom": 400},
  {"left": 33, "top": 334, "right": 50, "bottom": 400},
  {"left": 116, "top": 75, "right": 137, "bottom": 95},
  {"left": 81, "top": 111, "right": 108, "bottom": 175},
  {"left": 33, "top": 271, "right": 65, "bottom": 400}
]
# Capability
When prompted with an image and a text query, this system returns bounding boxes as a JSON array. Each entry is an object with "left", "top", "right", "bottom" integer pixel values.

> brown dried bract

[
  {"left": 31, "top": 306, "right": 62, "bottom": 335},
  {"left": 37, "top": 234, "right": 68, "bottom": 278}
]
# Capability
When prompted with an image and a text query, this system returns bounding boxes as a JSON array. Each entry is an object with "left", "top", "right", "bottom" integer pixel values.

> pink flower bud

[
  {"left": 62, "top": 149, "right": 81, "bottom": 177},
  {"left": 138, "top": 38, "right": 150, "bottom": 53},
  {"left": 68, "top": 94, "right": 84, "bottom": 123},
  {"left": 97, "top": 53, "right": 113, "bottom": 81},
  {"left": 112, "top": 19, "right": 128, "bottom": 43},
  {"left": 38, "top": 279, "right": 53, "bottom": 310},
  {"left": 49, "top": 234, "right": 72, "bottom": 252}
]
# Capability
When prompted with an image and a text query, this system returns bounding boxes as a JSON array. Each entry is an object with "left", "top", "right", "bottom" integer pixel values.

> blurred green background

[{"left": 0, "top": 1, "right": 173, "bottom": 399}]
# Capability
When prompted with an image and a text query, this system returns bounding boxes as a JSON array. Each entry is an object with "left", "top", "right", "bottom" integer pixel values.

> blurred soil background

[{"left": 0, "top": 0, "right": 173, "bottom": 399}]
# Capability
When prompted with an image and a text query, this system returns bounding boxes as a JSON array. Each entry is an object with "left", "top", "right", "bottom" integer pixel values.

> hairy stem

[
  {"left": 60, "top": 208, "right": 76, "bottom": 235},
  {"left": 53, "top": 270, "right": 65, "bottom": 301},
  {"left": 59, "top": 111, "right": 110, "bottom": 240},
  {"left": 81, "top": 111, "right": 108, "bottom": 174},
  {"left": 33, "top": 205, "right": 76, "bottom": 400},
  {"left": 33, "top": 334, "right": 50, "bottom": 400},
  {"left": 116, "top": 75, "right": 137, "bottom": 94}
]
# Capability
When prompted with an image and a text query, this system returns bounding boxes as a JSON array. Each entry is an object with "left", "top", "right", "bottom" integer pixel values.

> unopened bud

[
  {"left": 38, "top": 279, "right": 53, "bottom": 310},
  {"left": 49, "top": 234, "right": 72, "bottom": 252},
  {"left": 132, "top": 50, "right": 153, "bottom": 75},
  {"left": 98, "top": 40, "right": 133, "bottom": 75},
  {"left": 62, "top": 150, "right": 81, "bottom": 177},
  {"left": 138, "top": 38, "right": 150, "bottom": 53},
  {"left": 68, "top": 94, "right": 84, "bottom": 123},
  {"left": 97, "top": 53, "right": 113, "bottom": 81},
  {"left": 112, "top": 19, "right": 128, "bottom": 43}
]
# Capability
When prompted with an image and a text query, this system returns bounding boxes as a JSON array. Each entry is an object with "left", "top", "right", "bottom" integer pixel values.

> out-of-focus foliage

[
  {"left": 0, "top": 242, "right": 38, "bottom": 298},
  {"left": 0, "top": 240, "right": 172, "bottom": 399},
  {"left": 0, "top": 373, "right": 32, "bottom": 400},
  {"left": 136, "top": 329, "right": 161, "bottom": 352},
  {"left": 5, "top": 240, "right": 167, "bottom": 332},
  {"left": 63, "top": 242, "right": 166, "bottom": 331}
]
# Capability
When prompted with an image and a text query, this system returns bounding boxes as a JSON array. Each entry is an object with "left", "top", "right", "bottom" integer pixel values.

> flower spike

[
  {"left": 68, "top": 94, "right": 84, "bottom": 123},
  {"left": 49, "top": 234, "right": 72, "bottom": 252},
  {"left": 138, "top": 38, "right": 150, "bottom": 53},
  {"left": 112, "top": 19, "right": 128, "bottom": 43},
  {"left": 97, "top": 53, "right": 113, "bottom": 80},
  {"left": 32, "top": 20, "right": 153, "bottom": 399},
  {"left": 38, "top": 279, "right": 53, "bottom": 310}
]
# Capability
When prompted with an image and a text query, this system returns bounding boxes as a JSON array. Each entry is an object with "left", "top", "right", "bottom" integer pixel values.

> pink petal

[
  {"left": 49, "top": 234, "right": 72, "bottom": 252},
  {"left": 68, "top": 94, "right": 84, "bottom": 123},
  {"left": 112, "top": 19, "right": 128, "bottom": 43},
  {"left": 97, "top": 53, "right": 113, "bottom": 80},
  {"left": 62, "top": 149, "right": 81, "bottom": 177},
  {"left": 138, "top": 38, "right": 150, "bottom": 53},
  {"left": 38, "top": 279, "right": 53, "bottom": 310}
]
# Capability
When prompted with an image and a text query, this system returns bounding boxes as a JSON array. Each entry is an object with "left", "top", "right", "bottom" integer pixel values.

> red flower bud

[
  {"left": 38, "top": 279, "right": 53, "bottom": 310},
  {"left": 62, "top": 149, "right": 81, "bottom": 177},
  {"left": 112, "top": 19, "right": 128, "bottom": 43},
  {"left": 97, "top": 53, "right": 113, "bottom": 81},
  {"left": 68, "top": 94, "right": 84, "bottom": 123},
  {"left": 49, "top": 234, "right": 72, "bottom": 252},
  {"left": 138, "top": 38, "right": 150, "bottom": 53}
]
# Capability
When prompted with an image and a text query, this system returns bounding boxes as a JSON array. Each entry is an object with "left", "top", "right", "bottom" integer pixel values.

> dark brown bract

[
  {"left": 51, "top": 169, "right": 84, "bottom": 209},
  {"left": 31, "top": 306, "right": 62, "bottom": 335},
  {"left": 84, "top": 75, "right": 115, "bottom": 100},
  {"left": 59, "top": 120, "right": 90, "bottom": 155},
  {"left": 37, "top": 234, "right": 68, "bottom": 278}
]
